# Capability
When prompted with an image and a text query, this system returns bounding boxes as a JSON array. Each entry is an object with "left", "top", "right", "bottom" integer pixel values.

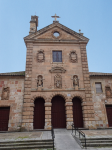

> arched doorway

[
  {"left": 72, "top": 97, "right": 83, "bottom": 128},
  {"left": 52, "top": 95, "right": 66, "bottom": 128},
  {"left": 33, "top": 98, "right": 45, "bottom": 129}
]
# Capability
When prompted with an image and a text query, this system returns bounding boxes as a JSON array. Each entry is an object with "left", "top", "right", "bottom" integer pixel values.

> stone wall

[
  {"left": 0, "top": 76, "right": 24, "bottom": 131},
  {"left": 90, "top": 76, "right": 112, "bottom": 128}
]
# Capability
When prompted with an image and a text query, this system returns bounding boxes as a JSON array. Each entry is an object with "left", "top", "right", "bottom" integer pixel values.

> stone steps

[
  {"left": 0, "top": 140, "right": 54, "bottom": 149},
  {"left": 80, "top": 138, "right": 112, "bottom": 147}
]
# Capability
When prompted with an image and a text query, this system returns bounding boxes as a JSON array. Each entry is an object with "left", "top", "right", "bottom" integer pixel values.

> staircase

[
  {"left": 0, "top": 139, "right": 54, "bottom": 149},
  {"left": 81, "top": 138, "right": 112, "bottom": 148}
]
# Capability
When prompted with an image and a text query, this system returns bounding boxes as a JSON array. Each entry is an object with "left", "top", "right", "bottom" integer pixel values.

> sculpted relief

[
  {"left": 37, "top": 75, "right": 43, "bottom": 87},
  {"left": 105, "top": 86, "right": 112, "bottom": 98},
  {"left": 69, "top": 51, "right": 77, "bottom": 63},
  {"left": 1, "top": 87, "right": 10, "bottom": 100},
  {"left": 54, "top": 74, "right": 62, "bottom": 89},
  {"left": 37, "top": 49, "right": 45, "bottom": 62},
  {"left": 73, "top": 75, "right": 79, "bottom": 88}
]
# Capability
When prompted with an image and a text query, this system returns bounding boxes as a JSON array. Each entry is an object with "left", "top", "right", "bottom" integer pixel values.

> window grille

[
  {"left": 95, "top": 83, "right": 102, "bottom": 93},
  {"left": 53, "top": 51, "right": 62, "bottom": 62}
]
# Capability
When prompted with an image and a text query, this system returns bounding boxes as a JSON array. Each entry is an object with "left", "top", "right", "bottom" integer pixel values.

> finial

[
  {"left": 51, "top": 14, "right": 60, "bottom": 21},
  {"left": 79, "top": 29, "right": 81, "bottom": 33}
]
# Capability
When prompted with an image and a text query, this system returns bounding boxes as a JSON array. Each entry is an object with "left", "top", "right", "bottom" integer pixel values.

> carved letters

[
  {"left": 1, "top": 87, "right": 10, "bottom": 100},
  {"left": 54, "top": 74, "right": 62, "bottom": 89},
  {"left": 37, "top": 49, "right": 45, "bottom": 62},
  {"left": 69, "top": 51, "right": 77, "bottom": 63}
]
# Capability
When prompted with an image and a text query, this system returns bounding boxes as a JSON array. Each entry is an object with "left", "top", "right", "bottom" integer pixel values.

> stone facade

[
  {"left": 0, "top": 16, "right": 112, "bottom": 131},
  {"left": 0, "top": 76, "right": 24, "bottom": 131},
  {"left": 90, "top": 75, "right": 112, "bottom": 128}
]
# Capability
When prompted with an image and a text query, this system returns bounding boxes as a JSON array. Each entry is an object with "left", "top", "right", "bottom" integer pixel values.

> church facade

[{"left": 0, "top": 15, "right": 112, "bottom": 131}]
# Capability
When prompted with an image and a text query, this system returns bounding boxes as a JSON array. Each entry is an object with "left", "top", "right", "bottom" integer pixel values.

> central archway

[
  {"left": 33, "top": 97, "right": 45, "bottom": 129},
  {"left": 52, "top": 95, "right": 66, "bottom": 128}
]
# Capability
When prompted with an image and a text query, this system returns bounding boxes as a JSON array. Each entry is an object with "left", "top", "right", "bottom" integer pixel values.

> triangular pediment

[{"left": 24, "top": 22, "right": 89, "bottom": 43}]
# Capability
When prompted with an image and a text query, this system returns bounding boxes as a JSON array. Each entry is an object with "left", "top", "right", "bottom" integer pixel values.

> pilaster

[{"left": 80, "top": 44, "right": 96, "bottom": 129}]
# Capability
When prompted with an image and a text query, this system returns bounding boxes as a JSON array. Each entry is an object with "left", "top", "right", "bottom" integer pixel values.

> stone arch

[
  {"left": 69, "top": 93, "right": 85, "bottom": 102},
  {"left": 31, "top": 94, "right": 47, "bottom": 103},
  {"left": 49, "top": 92, "right": 68, "bottom": 102}
]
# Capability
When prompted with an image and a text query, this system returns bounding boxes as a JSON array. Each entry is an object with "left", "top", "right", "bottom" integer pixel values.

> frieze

[{"left": 49, "top": 66, "right": 66, "bottom": 73}]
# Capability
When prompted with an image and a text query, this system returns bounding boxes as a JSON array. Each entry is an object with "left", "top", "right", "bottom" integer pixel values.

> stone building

[{"left": 0, "top": 15, "right": 112, "bottom": 131}]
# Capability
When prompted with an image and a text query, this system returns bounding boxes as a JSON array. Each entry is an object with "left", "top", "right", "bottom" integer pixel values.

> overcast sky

[{"left": 0, "top": 0, "right": 112, "bottom": 73}]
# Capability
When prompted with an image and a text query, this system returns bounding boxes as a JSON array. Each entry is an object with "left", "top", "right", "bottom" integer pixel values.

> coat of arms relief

[
  {"left": 69, "top": 50, "right": 77, "bottom": 63},
  {"left": 1, "top": 87, "right": 10, "bottom": 100}
]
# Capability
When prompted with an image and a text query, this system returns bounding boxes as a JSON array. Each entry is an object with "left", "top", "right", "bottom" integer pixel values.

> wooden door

[
  {"left": 52, "top": 96, "right": 66, "bottom": 128},
  {"left": 73, "top": 97, "right": 83, "bottom": 128},
  {"left": 106, "top": 105, "right": 112, "bottom": 127},
  {"left": 0, "top": 107, "right": 10, "bottom": 131},
  {"left": 34, "top": 98, "right": 45, "bottom": 129}
]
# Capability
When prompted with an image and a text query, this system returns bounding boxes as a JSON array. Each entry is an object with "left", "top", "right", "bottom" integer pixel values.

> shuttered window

[
  {"left": 95, "top": 83, "right": 103, "bottom": 93},
  {"left": 53, "top": 51, "right": 62, "bottom": 62}
]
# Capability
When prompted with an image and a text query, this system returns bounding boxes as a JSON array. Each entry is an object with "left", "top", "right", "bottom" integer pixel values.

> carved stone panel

[
  {"left": 105, "top": 86, "right": 112, "bottom": 98},
  {"left": 73, "top": 75, "right": 79, "bottom": 88},
  {"left": 54, "top": 74, "right": 62, "bottom": 89},
  {"left": 37, "top": 75, "right": 43, "bottom": 87},
  {"left": 69, "top": 51, "right": 77, "bottom": 63},
  {"left": 49, "top": 67, "right": 66, "bottom": 73},
  {"left": 1, "top": 87, "right": 10, "bottom": 100},
  {"left": 37, "top": 49, "right": 45, "bottom": 62}
]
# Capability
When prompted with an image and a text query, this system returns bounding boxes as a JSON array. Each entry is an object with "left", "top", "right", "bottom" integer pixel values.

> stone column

[
  {"left": 65, "top": 102, "right": 73, "bottom": 129},
  {"left": 80, "top": 44, "right": 96, "bottom": 129},
  {"left": 44, "top": 102, "right": 52, "bottom": 130}
]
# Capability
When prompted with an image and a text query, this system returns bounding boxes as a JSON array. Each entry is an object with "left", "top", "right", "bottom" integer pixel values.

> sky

[{"left": 0, "top": 0, "right": 112, "bottom": 73}]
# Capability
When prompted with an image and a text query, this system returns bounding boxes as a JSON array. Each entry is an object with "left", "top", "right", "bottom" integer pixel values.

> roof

[
  {"left": 0, "top": 71, "right": 112, "bottom": 77},
  {"left": 89, "top": 72, "right": 112, "bottom": 76},
  {"left": 0, "top": 71, "right": 25, "bottom": 76}
]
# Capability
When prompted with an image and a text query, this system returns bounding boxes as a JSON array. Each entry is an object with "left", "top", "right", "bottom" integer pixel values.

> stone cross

[{"left": 51, "top": 14, "right": 60, "bottom": 21}]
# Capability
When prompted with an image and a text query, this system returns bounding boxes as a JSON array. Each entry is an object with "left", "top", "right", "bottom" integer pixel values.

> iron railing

[
  {"left": 71, "top": 123, "right": 86, "bottom": 148},
  {"left": 51, "top": 125, "right": 55, "bottom": 150}
]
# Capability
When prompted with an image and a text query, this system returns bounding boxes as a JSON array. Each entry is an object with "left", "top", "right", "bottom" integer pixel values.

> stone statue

[
  {"left": 37, "top": 75, "right": 43, "bottom": 87},
  {"left": 73, "top": 75, "right": 79, "bottom": 87}
]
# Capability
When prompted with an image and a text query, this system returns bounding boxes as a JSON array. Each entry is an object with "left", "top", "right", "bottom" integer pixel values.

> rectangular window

[
  {"left": 52, "top": 51, "right": 62, "bottom": 62},
  {"left": 95, "top": 82, "right": 103, "bottom": 93}
]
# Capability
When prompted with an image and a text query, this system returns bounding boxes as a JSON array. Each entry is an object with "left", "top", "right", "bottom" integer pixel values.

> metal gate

[
  {"left": 106, "top": 105, "right": 112, "bottom": 127},
  {"left": 52, "top": 96, "right": 66, "bottom": 128},
  {"left": 0, "top": 107, "right": 10, "bottom": 131},
  {"left": 34, "top": 98, "right": 45, "bottom": 129},
  {"left": 73, "top": 97, "right": 83, "bottom": 128}
]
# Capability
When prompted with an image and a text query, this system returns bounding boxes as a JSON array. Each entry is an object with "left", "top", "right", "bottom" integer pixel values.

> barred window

[
  {"left": 53, "top": 51, "right": 62, "bottom": 62},
  {"left": 95, "top": 83, "right": 103, "bottom": 93}
]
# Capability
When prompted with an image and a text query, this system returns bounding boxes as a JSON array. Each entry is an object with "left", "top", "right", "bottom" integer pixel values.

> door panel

[
  {"left": 52, "top": 96, "right": 66, "bottom": 128},
  {"left": 73, "top": 97, "right": 83, "bottom": 128},
  {"left": 0, "top": 107, "right": 10, "bottom": 131},
  {"left": 106, "top": 105, "right": 112, "bottom": 127},
  {"left": 34, "top": 98, "right": 45, "bottom": 129}
]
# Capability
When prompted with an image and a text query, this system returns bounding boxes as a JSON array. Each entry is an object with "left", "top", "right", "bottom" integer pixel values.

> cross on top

[{"left": 51, "top": 14, "right": 60, "bottom": 21}]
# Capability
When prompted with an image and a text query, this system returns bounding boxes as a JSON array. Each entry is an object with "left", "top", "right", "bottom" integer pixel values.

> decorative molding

[
  {"left": 49, "top": 66, "right": 66, "bottom": 73},
  {"left": 1, "top": 87, "right": 10, "bottom": 100},
  {"left": 105, "top": 86, "right": 112, "bottom": 98},
  {"left": 54, "top": 74, "right": 62, "bottom": 89},
  {"left": 37, "top": 49, "right": 45, "bottom": 62},
  {"left": 51, "top": 29, "right": 62, "bottom": 39},
  {"left": 31, "top": 94, "right": 47, "bottom": 102},
  {"left": 69, "top": 93, "right": 85, "bottom": 102},
  {"left": 69, "top": 50, "right": 77, "bottom": 63}
]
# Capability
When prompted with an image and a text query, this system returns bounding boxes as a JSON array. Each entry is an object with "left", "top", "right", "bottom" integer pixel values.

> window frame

[
  {"left": 52, "top": 50, "right": 63, "bottom": 63},
  {"left": 95, "top": 82, "right": 103, "bottom": 94}
]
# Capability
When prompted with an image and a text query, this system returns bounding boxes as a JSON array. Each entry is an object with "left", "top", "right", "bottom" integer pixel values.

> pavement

[{"left": 0, "top": 129, "right": 112, "bottom": 150}]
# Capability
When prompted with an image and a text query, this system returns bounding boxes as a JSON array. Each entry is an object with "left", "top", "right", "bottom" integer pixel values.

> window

[
  {"left": 53, "top": 32, "right": 60, "bottom": 38},
  {"left": 53, "top": 51, "right": 62, "bottom": 62},
  {"left": 95, "top": 82, "right": 103, "bottom": 93}
]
